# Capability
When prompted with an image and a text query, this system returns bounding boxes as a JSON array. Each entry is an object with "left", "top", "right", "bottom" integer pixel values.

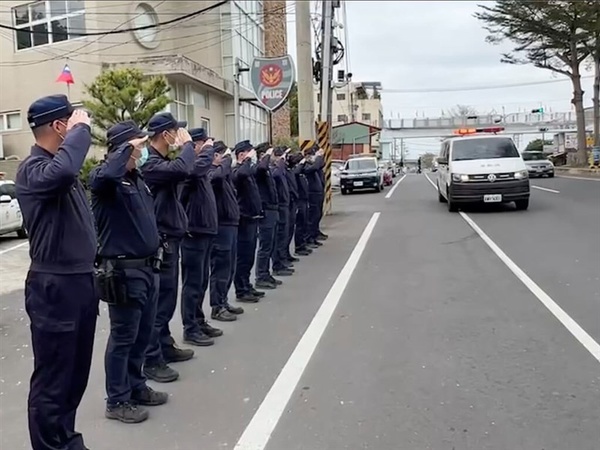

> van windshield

[
  {"left": 347, "top": 159, "right": 377, "bottom": 171},
  {"left": 521, "top": 152, "right": 548, "bottom": 161},
  {"left": 451, "top": 138, "right": 520, "bottom": 161}
]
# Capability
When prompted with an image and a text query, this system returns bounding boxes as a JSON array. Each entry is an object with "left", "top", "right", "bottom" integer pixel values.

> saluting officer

[
  {"left": 292, "top": 153, "right": 312, "bottom": 256},
  {"left": 207, "top": 141, "right": 244, "bottom": 321},
  {"left": 271, "top": 147, "right": 294, "bottom": 277},
  {"left": 305, "top": 146, "right": 325, "bottom": 248},
  {"left": 231, "top": 141, "right": 265, "bottom": 303},
  {"left": 284, "top": 150, "right": 301, "bottom": 263},
  {"left": 180, "top": 129, "right": 223, "bottom": 345},
  {"left": 16, "top": 95, "right": 97, "bottom": 450},
  {"left": 89, "top": 121, "right": 168, "bottom": 424},
  {"left": 315, "top": 148, "right": 329, "bottom": 242},
  {"left": 141, "top": 112, "right": 197, "bottom": 384}
]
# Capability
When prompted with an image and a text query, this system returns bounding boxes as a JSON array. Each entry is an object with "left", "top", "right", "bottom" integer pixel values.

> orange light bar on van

[
  {"left": 453, "top": 128, "right": 477, "bottom": 135},
  {"left": 453, "top": 127, "right": 505, "bottom": 135}
]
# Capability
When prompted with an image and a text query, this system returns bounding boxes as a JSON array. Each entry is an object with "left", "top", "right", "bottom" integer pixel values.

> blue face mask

[{"left": 136, "top": 146, "right": 149, "bottom": 169}]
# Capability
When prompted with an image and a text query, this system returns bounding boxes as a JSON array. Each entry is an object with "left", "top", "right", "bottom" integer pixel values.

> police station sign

[{"left": 250, "top": 55, "right": 295, "bottom": 112}]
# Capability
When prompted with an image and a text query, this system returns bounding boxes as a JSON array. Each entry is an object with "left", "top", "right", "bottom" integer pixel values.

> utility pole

[
  {"left": 233, "top": 57, "right": 249, "bottom": 143},
  {"left": 295, "top": 0, "right": 315, "bottom": 140}
]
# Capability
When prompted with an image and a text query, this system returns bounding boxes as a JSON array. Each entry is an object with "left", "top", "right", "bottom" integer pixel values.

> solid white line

[
  {"left": 558, "top": 175, "right": 600, "bottom": 182},
  {"left": 0, "top": 241, "right": 29, "bottom": 256},
  {"left": 424, "top": 173, "right": 438, "bottom": 190},
  {"left": 234, "top": 212, "right": 381, "bottom": 450},
  {"left": 459, "top": 211, "right": 600, "bottom": 364},
  {"left": 532, "top": 185, "right": 560, "bottom": 194},
  {"left": 385, "top": 174, "right": 406, "bottom": 199}
]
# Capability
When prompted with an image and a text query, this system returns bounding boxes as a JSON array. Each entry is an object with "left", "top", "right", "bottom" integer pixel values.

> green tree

[
  {"left": 475, "top": 1, "right": 593, "bottom": 165},
  {"left": 288, "top": 82, "right": 299, "bottom": 138},
  {"left": 525, "top": 138, "right": 553, "bottom": 151},
  {"left": 419, "top": 152, "right": 437, "bottom": 169},
  {"left": 580, "top": 1, "right": 600, "bottom": 146},
  {"left": 79, "top": 156, "right": 100, "bottom": 191},
  {"left": 83, "top": 68, "right": 172, "bottom": 146}
]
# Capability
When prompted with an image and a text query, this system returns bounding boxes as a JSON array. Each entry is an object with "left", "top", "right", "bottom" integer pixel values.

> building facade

[{"left": 0, "top": 0, "right": 287, "bottom": 159}]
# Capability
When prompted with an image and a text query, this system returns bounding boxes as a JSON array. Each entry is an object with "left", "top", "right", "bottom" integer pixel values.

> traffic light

[
  {"left": 531, "top": 108, "right": 544, "bottom": 114},
  {"left": 539, "top": 127, "right": 548, "bottom": 132}
]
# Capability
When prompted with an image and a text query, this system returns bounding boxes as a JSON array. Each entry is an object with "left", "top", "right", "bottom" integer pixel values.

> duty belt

[{"left": 103, "top": 257, "right": 153, "bottom": 270}]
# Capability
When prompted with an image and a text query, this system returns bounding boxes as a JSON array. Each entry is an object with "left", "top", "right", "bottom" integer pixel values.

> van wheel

[
  {"left": 515, "top": 199, "right": 529, "bottom": 211},
  {"left": 341, "top": 189, "right": 347, "bottom": 195},
  {"left": 447, "top": 188, "right": 458, "bottom": 212},
  {"left": 17, "top": 226, "right": 28, "bottom": 239}
]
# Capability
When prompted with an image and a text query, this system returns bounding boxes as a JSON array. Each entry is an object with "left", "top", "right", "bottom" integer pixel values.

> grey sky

[{"left": 286, "top": 1, "right": 594, "bottom": 154}]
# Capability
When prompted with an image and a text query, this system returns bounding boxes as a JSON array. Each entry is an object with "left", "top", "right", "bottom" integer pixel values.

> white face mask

[{"left": 165, "top": 132, "right": 179, "bottom": 151}]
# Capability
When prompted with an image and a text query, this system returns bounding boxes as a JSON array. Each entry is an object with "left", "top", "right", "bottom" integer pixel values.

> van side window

[{"left": 0, "top": 184, "right": 16, "bottom": 198}]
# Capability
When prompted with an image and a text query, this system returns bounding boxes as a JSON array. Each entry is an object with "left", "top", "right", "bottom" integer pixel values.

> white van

[
  {"left": 0, "top": 180, "right": 27, "bottom": 238},
  {"left": 435, "top": 128, "right": 530, "bottom": 212}
]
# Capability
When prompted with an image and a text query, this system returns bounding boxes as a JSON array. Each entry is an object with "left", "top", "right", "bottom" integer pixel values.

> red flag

[{"left": 56, "top": 64, "right": 74, "bottom": 85}]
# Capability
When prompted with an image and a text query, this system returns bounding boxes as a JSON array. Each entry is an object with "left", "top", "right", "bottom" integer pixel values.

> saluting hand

[
  {"left": 266, "top": 147, "right": 274, "bottom": 156},
  {"left": 316, "top": 148, "right": 325, "bottom": 157},
  {"left": 245, "top": 149, "right": 256, "bottom": 161},
  {"left": 223, "top": 148, "right": 232, "bottom": 157},
  {"left": 129, "top": 136, "right": 149, "bottom": 150},
  {"left": 67, "top": 109, "right": 90, "bottom": 131},
  {"left": 176, "top": 128, "right": 192, "bottom": 145},
  {"left": 201, "top": 139, "right": 214, "bottom": 151}
]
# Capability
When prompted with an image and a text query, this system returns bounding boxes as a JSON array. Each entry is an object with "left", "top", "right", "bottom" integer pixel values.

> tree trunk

[
  {"left": 594, "top": 53, "right": 600, "bottom": 148},
  {"left": 571, "top": 68, "right": 588, "bottom": 166}
]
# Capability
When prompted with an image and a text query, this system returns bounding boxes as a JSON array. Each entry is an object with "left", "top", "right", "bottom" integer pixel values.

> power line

[{"left": 0, "top": 1, "right": 229, "bottom": 36}]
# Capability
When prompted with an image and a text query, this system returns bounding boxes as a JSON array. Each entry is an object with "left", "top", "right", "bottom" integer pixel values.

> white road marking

[
  {"left": 423, "top": 172, "right": 600, "bottom": 363},
  {"left": 532, "top": 185, "right": 560, "bottom": 194},
  {"left": 459, "top": 212, "right": 600, "bottom": 363},
  {"left": 234, "top": 212, "right": 381, "bottom": 450},
  {"left": 385, "top": 174, "right": 406, "bottom": 199},
  {"left": 558, "top": 175, "right": 600, "bottom": 182},
  {"left": 0, "top": 241, "right": 29, "bottom": 256},
  {"left": 424, "top": 173, "right": 437, "bottom": 190}
]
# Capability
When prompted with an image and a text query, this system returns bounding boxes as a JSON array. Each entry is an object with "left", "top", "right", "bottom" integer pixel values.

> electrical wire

[{"left": 0, "top": 1, "right": 230, "bottom": 36}]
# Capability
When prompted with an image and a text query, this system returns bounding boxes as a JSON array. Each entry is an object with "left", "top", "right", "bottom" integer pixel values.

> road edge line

[
  {"left": 0, "top": 241, "right": 29, "bottom": 256},
  {"left": 385, "top": 174, "right": 406, "bottom": 199},
  {"left": 531, "top": 185, "right": 560, "bottom": 194},
  {"left": 234, "top": 212, "right": 381, "bottom": 450}
]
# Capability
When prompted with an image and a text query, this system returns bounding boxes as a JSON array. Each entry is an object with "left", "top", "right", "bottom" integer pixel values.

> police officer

[
  {"left": 231, "top": 141, "right": 265, "bottom": 302},
  {"left": 141, "top": 112, "right": 197, "bottom": 384},
  {"left": 315, "top": 147, "right": 329, "bottom": 242},
  {"left": 305, "top": 146, "right": 325, "bottom": 248},
  {"left": 292, "top": 153, "right": 312, "bottom": 256},
  {"left": 207, "top": 141, "right": 244, "bottom": 320},
  {"left": 271, "top": 147, "right": 294, "bottom": 276},
  {"left": 89, "top": 121, "right": 168, "bottom": 424},
  {"left": 16, "top": 96, "right": 97, "bottom": 450},
  {"left": 254, "top": 143, "right": 281, "bottom": 290},
  {"left": 284, "top": 149, "right": 301, "bottom": 264},
  {"left": 180, "top": 129, "right": 223, "bottom": 345}
]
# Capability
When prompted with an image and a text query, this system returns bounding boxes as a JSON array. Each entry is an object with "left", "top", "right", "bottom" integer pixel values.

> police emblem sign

[{"left": 250, "top": 55, "right": 295, "bottom": 112}]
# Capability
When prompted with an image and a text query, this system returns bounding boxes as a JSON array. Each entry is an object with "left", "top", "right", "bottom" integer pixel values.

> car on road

[
  {"left": 380, "top": 159, "right": 399, "bottom": 177},
  {"left": 521, "top": 151, "right": 554, "bottom": 178},
  {"left": 331, "top": 159, "right": 344, "bottom": 190},
  {"left": 379, "top": 162, "right": 394, "bottom": 186},
  {"left": 436, "top": 127, "right": 530, "bottom": 212},
  {"left": 0, "top": 180, "right": 27, "bottom": 238},
  {"left": 340, "top": 156, "right": 384, "bottom": 195}
]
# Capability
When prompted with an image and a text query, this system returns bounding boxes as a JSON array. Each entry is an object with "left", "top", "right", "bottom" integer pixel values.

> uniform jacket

[
  {"left": 232, "top": 159, "right": 263, "bottom": 219},
  {"left": 254, "top": 154, "right": 278, "bottom": 211},
  {"left": 208, "top": 156, "right": 240, "bottom": 227},
  {"left": 286, "top": 165, "right": 299, "bottom": 203},
  {"left": 304, "top": 156, "right": 324, "bottom": 194},
  {"left": 272, "top": 158, "right": 290, "bottom": 207}
]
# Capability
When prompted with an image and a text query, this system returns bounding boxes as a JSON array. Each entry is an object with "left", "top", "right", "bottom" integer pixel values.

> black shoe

[
  {"left": 132, "top": 386, "right": 169, "bottom": 406},
  {"left": 274, "top": 268, "right": 294, "bottom": 277},
  {"left": 255, "top": 279, "right": 277, "bottom": 290},
  {"left": 225, "top": 304, "right": 244, "bottom": 315},
  {"left": 211, "top": 307, "right": 237, "bottom": 322},
  {"left": 295, "top": 248, "right": 311, "bottom": 256},
  {"left": 285, "top": 263, "right": 295, "bottom": 269},
  {"left": 143, "top": 362, "right": 179, "bottom": 383},
  {"left": 163, "top": 345, "right": 194, "bottom": 364},
  {"left": 287, "top": 256, "right": 300, "bottom": 263},
  {"left": 268, "top": 275, "right": 283, "bottom": 285},
  {"left": 237, "top": 292, "right": 260, "bottom": 303},
  {"left": 199, "top": 320, "right": 223, "bottom": 337},
  {"left": 317, "top": 232, "right": 329, "bottom": 240},
  {"left": 251, "top": 288, "right": 266, "bottom": 297},
  {"left": 105, "top": 402, "right": 148, "bottom": 424},
  {"left": 183, "top": 332, "right": 215, "bottom": 347},
  {"left": 307, "top": 242, "right": 320, "bottom": 249}
]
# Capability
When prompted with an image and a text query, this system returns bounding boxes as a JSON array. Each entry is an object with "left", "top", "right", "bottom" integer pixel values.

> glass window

[
  {"left": 12, "top": 0, "right": 86, "bottom": 50},
  {"left": 451, "top": 138, "right": 520, "bottom": 161},
  {"left": 201, "top": 118, "right": 210, "bottom": 135},
  {"left": 0, "top": 183, "right": 17, "bottom": 198},
  {"left": 347, "top": 158, "right": 377, "bottom": 171},
  {"left": 337, "top": 114, "right": 348, "bottom": 123},
  {"left": 362, "top": 113, "right": 371, "bottom": 121},
  {"left": 337, "top": 93, "right": 346, "bottom": 101},
  {"left": 0, "top": 112, "right": 22, "bottom": 132},
  {"left": 133, "top": 3, "right": 158, "bottom": 46}
]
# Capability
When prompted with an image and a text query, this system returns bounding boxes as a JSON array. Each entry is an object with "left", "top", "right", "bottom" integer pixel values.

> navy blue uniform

[
  {"left": 16, "top": 101, "right": 98, "bottom": 450},
  {"left": 305, "top": 155, "right": 325, "bottom": 243},
  {"left": 89, "top": 141, "right": 161, "bottom": 408},
  {"left": 255, "top": 154, "right": 279, "bottom": 282},
  {"left": 232, "top": 156, "right": 262, "bottom": 297},
  {"left": 272, "top": 157, "right": 290, "bottom": 271},
  {"left": 286, "top": 162, "right": 300, "bottom": 259},
  {"left": 207, "top": 155, "right": 240, "bottom": 311},
  {"left": 295, "top": 161, "right": 310, "bottom": 250},
  {"left": 141, "top": 142, "right": 195, "bottom": 367},
  {"left": 180, "top": 146, "right": 218, "bottom": 339}
]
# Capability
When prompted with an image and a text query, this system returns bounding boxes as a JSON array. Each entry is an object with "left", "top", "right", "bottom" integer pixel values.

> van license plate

[
  {"left": 353, "top": 181, "right": 364, "bottom": 187},
  {"left": 484, "top": 194, "right": 502, "bottom": 203}
]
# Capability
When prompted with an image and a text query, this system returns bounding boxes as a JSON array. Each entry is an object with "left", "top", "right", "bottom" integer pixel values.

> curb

[{"left": 555, "top": 167, "right": 600, "bottom": 178}]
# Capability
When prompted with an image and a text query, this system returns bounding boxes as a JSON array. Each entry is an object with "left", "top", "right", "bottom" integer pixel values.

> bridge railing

[{"left": 384, "top": 112, "right": 580, "bottom": 129}]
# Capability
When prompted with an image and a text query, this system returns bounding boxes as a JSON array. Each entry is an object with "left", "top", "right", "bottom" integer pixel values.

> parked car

[
  {"left": 521, "top": 151, "right": 554, "bottom": 177},
  {"left": 0, "top": 180, "right": 27, "bottom": 238},
  {"left": 340, "top": 156, "right": 384, "bottom": 194},
  {"left": 379, "top": 162, "right": 394, "bottom": 186},
  {"left": 331, "top": 160, "right": 344, "bottom": 189}
]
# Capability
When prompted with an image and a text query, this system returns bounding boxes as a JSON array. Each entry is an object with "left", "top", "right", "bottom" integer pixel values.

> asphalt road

[{"left": 0, "top": 174, "right": 598, "bottom": 450}]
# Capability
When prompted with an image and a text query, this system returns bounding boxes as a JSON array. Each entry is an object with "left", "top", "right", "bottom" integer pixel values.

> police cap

[
  {"left": 233, "top": 140, "right": 253, "bottom": 155},
  {"left": 27, "top": 94, "right": 74, "bottom": 129},
  {"left": 213, "top": 141, "right": 228, "bottom": 154},
  {"left": 107, "top": 120, "right": 150, "bottom": 149},
  {"left": 148, "top": 112, "right": 187, "bottom": 134},
  {"left": 189, "top": 128, "right": 209, "bottom": 142},
  {"left": 273, "top": 146, "right": 286, "bottom": 157}
]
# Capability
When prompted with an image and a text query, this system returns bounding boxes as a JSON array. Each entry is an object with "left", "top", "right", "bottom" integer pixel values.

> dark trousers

[
  {"left": 317, "top": 190, "right": 325, "bottom": 233},
  {"left": 272, "top": 206, "right": 290, "bottom": 271},
  {"left": 256, "top": 209, "right": 279, "bottom": 281},
  {"left": 234, "top": 218, "right": 258, "bottom": 296},
  {"left": 295, "top": 200, "right": 308, "bottom": 249},
  {"left": 146, "top": 237, "right": 180, "bottom": 366},
  {"left": 208, "top": 225, "right": 238, "bottom": 309},
  {"left": 105, "top": 267, "right": 157, "bottom": 405},
  {"left": 286, "top": 201, "right": 297, "bottom": 258},
  {"left": 181, "top": 234, "right": 213, "bottom": 336},
  {"left": 308, "top": 192, "right": 322, "bottom": 242},
  {"left": 25, "top": 271, "right": 98, "bottom": 450}
]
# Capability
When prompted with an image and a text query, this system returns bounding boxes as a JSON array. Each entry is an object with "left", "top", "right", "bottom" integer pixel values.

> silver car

[{"left": 522, "top": 151, "right": 554, "bottom": 178}]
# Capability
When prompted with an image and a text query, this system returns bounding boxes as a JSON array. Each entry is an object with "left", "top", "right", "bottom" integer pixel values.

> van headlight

[
  {"left": 514, "top": 170, "right": 528, "bottom": 180},
  {"left": 452, "top": 173, "right": 469, "bottom": 182}
]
